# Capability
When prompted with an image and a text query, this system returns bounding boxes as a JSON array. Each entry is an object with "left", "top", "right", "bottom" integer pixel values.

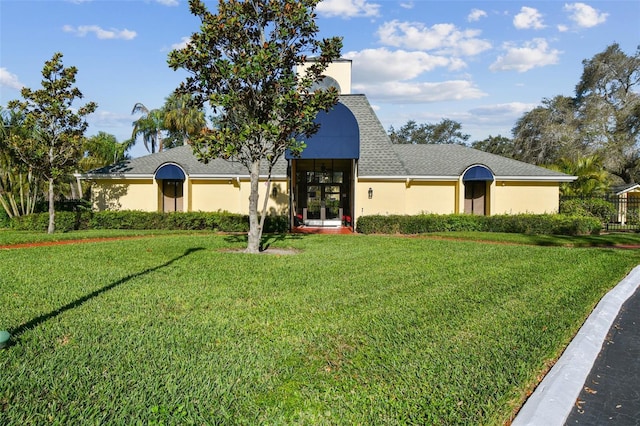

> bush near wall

[
  {"left": 560, "top": 198, "right": 617, "bottom": 223},
  {"left": 9, "top": 211, "right": 289, "bottom": 233},
  {"left": 356, "top": 214, "right": 601, "bottom": 236}
]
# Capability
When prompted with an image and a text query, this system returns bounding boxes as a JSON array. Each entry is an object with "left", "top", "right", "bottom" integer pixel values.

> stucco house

[{"left": 78, "top": 60, "right": 575, "bottom": 229}]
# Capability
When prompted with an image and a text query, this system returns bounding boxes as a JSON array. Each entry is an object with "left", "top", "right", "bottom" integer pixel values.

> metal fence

[{"left": 560, "top": 195, "right": 640, "bottom": 232}]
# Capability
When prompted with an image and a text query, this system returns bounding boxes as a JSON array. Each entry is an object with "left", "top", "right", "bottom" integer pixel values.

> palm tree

[
  {"left": 80, "top": 131, "right": 134, "bottom": 171},
  {"left": 0, "top": 106, "right": 40, "bottom": 217},
  {"left": 162, "top": 93, "right": 206, "bottom": 147},
  {"left": 551, "top": 154, "right": 610, "bottom": 197},
  {"left": 131, "top": 103, "right": 165, "bottom": 153}
]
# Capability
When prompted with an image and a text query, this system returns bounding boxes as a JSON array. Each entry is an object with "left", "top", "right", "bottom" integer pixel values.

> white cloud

[
  {"left": 63, "top": 24, "right": 137, "bottom": 40},
  {"left": 170, "top": 36, "right": 191, "bottom": 50},
  {"left": 344, "top": 48, "right": 465, "bottom": 84},
  {"left": 352, "top": 80, "right": 487, "bottom": 103},
  {"left": 0, "top": 67, "right": 24, "bottom": 90},
  {"left": 470, "top": 102, "right": 538, "bottom": 118},
  {"left": 316, "top": 0, "right": 380, "bottom": 18},
  {"left": 564, "top": 3, "right": 608, "bottom": 28},
  {"left": 377, "top": 20, "right": 491, "bottom": 56},
  {"left": 513, "top": 7, "right": 546, "bottom": 30},
  {"left": 557, "top": 24, "right": 569, "bottom": 32},
  {"left": 468, "top": 9, "right": 487, "bottom": 22},
  {"left": 155, "top": 0, "right": 179, "bottom": 5},
  {"left": 490, "top": 38, "right": 561, "bottom": 73},
  {"left": 400, "top": 2, "right": 414, "bottom": 9}
]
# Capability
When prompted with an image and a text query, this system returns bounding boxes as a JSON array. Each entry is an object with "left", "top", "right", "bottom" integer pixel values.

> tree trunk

[
  {"left": 246, "top": 159, "right": 262, "bottom": 253},
  {"left": 48, "top": 177, "right": 55, "bottom": 234}
]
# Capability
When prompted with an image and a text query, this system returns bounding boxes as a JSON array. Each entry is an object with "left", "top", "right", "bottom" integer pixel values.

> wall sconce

[{"left": 368, "top": 187, "right": 373, "bottom": 199}]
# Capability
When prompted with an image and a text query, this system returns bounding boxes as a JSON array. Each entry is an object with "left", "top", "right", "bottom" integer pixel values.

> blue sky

[{"left": 1, "top": 0, "right": 638, "bottom": 159}]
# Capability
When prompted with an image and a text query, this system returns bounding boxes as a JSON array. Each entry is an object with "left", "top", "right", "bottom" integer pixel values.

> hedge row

[
  {"left": 9, "top": 210, "right": 289, "bottom": 233},
  {"left": 355, "top": 213, "right": 602, "bottom": 236},
  {"left": 559, "top": 198, "right": 617, "bottom": 223}
]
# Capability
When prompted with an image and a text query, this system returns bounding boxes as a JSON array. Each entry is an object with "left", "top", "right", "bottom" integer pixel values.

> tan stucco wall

[
  {"left": 91, "top": 177, "right": 559, "bottom": 219},
  {"left": 91, "top": 179, "right": 157, "bottom": 211},
  {"left": 491, "top": 181, "right": 560, "bottom": 214},
  {"left": 356, "top": 181, "right": 406, "bottom": 218},
  {"left": 297, "top": 61, "right": 352, "bottom": 95},
  {"left": 189, "top": 179, "right": 289, "bottom": 215},
  {"left": 91, "top": 177, "right": 289, "bottom": 214},
  {"left": 405, "top": 181, "right": 457, "bottom": 215},
  {"left": 356, "top": 179, "right": 559, "bottom": 223}
]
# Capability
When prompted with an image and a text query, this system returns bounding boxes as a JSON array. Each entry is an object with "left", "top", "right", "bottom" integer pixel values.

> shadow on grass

[
  {"left": 223, "top": 233, "right": 304, "bottom": 252},
  {"left": 5, "top": 247, "right": 205, "bottom": 348}
]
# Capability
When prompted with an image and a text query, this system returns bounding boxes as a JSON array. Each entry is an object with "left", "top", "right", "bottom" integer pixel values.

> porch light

[{"left": 368, "top": 187, "right": 373, "bottom": 199}]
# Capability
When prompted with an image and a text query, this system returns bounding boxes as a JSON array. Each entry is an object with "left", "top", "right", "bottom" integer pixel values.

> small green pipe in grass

[{"left": 0, "top": 330, "right": 10, "bottom": 349}]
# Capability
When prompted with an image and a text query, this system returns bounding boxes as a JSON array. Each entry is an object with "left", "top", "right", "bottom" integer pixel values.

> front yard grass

[{"left": 1, "top": 233, "right": 639, "bottom": 424}]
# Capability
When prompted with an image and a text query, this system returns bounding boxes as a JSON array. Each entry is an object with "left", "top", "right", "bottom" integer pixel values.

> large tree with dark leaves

[
  {"left": 168, "top": 0, "right": 342, "bottom": 253},
  {"left": 7, "top": 53, "right": 97, "bottom": 233},
  {"left": 575, "top": 43, "right": 640, "bottom": 183},
  {"left": 389, "top": 119, "right": 469, "bottom": 145}
]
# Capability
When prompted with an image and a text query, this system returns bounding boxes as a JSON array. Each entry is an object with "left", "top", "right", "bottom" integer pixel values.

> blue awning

[
  {"left": 463, "top": 165, "right": 494, "bottom": 182},
  {"left": 286, "top": 102, "right": 360, "bottom": 160},
  {"left": 155, "top": 164, "right": 185, "bottom": 180}
]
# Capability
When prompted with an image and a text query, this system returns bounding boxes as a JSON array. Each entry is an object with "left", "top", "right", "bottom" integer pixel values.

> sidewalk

[{"left": 513, "top": 265, "right": 640, "bottom": 426}]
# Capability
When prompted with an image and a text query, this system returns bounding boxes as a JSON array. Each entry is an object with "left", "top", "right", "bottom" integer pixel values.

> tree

[
  {"left": 131, "top": 103, "right": 164, "bottom": 153},
  {"left": 0, "top": 107, "right": 40, "bottom": 218},
  {"left": 511, "top": 44, "right": 640, "bottom": 182},
  {"left": 512, "top": 95, "right": 584, "bottom": 165},
  {"left": 575, "top": 43, "right": 640, "bottom": 183},
  {"left": 549, "top": 155, "right": 610, "bottom": 197},
  {"left": 389, "top": 120, "right": 430, "bottom": 144},
  {"left": 80, "top": 132, "right": 134, "bottom": 171},
  {"left": 6, "top": 52, "right": 97, "bottom": 233},
  {"left": 389, "top": 119, "right": 469, "bottom": 144},
  {"left": 162, "top": 93, "right": 206, "bottom": 147},
  {"left": 168, "top": 0, "right": 342, "bottom": 253},
  {"left": 471, "top": 135, "right": 514, "bottom": 158}
]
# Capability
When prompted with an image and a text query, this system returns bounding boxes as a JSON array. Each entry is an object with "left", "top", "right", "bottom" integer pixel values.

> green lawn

[{"left": 1, "top": 232, "right": 639, "bottom": 424}]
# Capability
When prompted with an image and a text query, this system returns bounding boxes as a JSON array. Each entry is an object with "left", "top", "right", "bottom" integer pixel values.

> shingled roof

[
  {"left": 392, "top": 144, "right": 574, "bottom": 180},
  {"left": 83, "top": 142, "right": 288, "bottom": 178},
  {"left": 82, "top": 94, "right": 572, "bottom": 182}
]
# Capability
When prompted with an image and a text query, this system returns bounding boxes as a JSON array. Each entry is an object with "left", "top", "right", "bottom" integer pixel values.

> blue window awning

[
  {"left": 463, "top": 165, "right": 494, "bottom": 182},
  {"left": 286, "top": 102, "right": 360, "bottom": 160},
  {"left": 155, "top": 164, "right": 185, "bottom": 180}
]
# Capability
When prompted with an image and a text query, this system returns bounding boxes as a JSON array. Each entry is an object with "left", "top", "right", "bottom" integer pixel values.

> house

[
  {"left": 78, "top": 60, "right": 575, "bottom": 228},
  {"left": 610, "top": 183, "right": 640, "bottom": 225}
]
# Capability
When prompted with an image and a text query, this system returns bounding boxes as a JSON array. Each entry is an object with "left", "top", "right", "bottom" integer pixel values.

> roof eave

[{"left": 497, "top": 175, "right": 577, "bottom": 182}]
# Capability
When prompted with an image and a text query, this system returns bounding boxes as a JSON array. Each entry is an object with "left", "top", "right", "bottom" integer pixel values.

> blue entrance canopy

[
  {"left": 286, "top": 102, "right": 360, "bottom": 160},
  {"left": 155, "top": 164, "right": 186, "bottom": 180},
  {"left": 463, "top": 165, "right": 494, "bottom": 182}
]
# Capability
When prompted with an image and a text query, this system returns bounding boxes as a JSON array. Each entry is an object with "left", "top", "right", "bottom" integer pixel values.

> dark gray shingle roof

[
  {"left": 392, "top": 144, "right": 572, "bottom": 179},
  {"left": 87, "top": 145, "right": 288, "bottom": 177},
  {"left": 339, "top": 95, "right": 406, "bottom": 176}
]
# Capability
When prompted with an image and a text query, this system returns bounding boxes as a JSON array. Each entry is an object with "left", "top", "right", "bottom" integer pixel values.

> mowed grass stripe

[{"left": 1, "top": 234, "right": 638, "bottom": 424}]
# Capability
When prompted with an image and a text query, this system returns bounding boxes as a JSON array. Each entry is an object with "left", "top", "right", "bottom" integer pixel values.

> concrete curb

[{"left": 512, "top": 265, "right": 640, "bottom": 426}]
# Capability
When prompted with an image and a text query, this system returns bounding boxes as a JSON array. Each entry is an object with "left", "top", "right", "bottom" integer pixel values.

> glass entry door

[
  {"left": 295, "top": 159, "right": 352, "bottom": 225},
  {"left": 306, "top": 178, "right": 342, "bottom": 220}
]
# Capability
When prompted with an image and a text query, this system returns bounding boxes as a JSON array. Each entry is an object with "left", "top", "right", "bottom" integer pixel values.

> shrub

[
  {"left": 0, "top": 208, "right": 9, "bottom": 228},
  {"left": 356, "top": 213, "right": 601, "bottom": 236},
  {"left": 560, "top": 198, "right": 616, "bottom": 223},
  {"left": 9, "top": 210, "right": 289, "bottom": 233}
]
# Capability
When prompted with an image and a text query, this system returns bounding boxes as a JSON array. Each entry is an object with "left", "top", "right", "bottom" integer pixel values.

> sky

[{"left": 1, "top": 0, "right": 639, "bottom": 159}]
